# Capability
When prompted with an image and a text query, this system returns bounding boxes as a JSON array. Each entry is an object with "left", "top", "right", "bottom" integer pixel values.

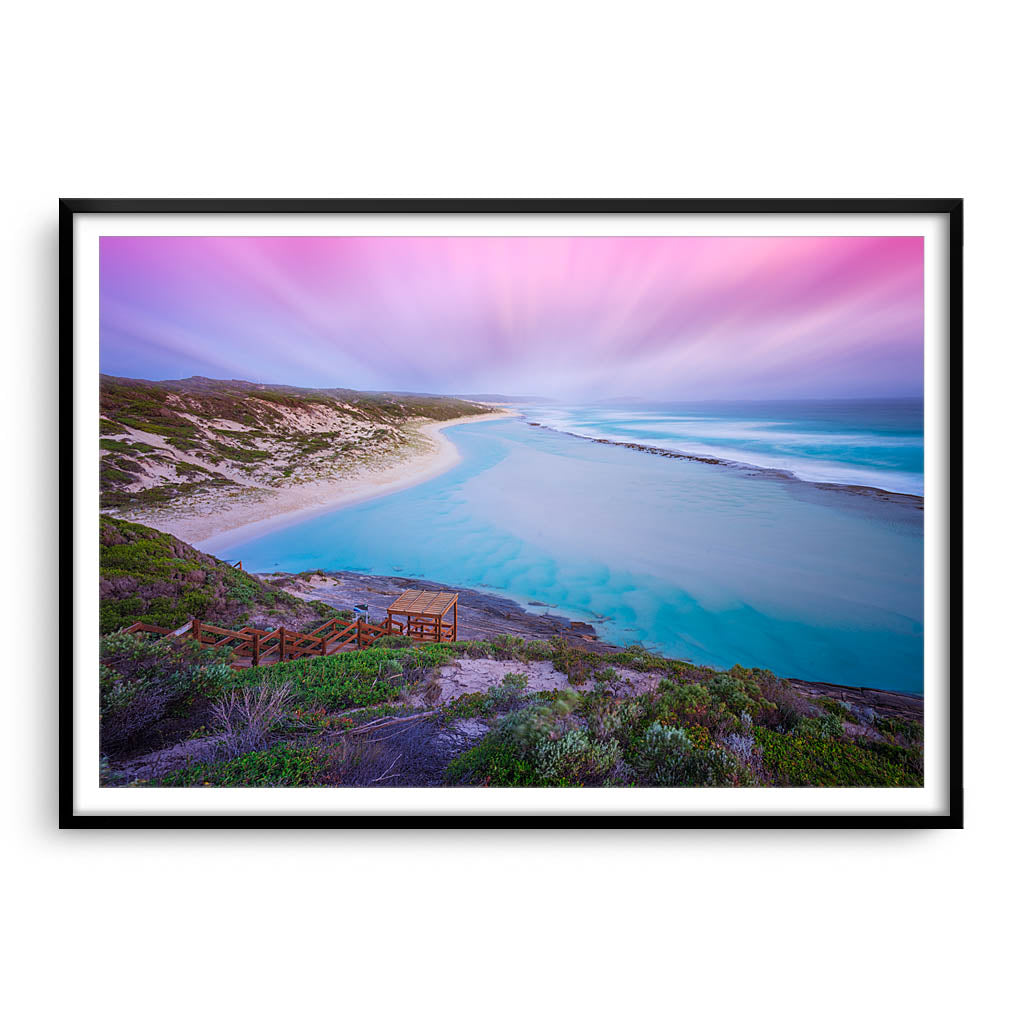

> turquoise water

[
  {"left": 208, "top": 412, "right": 923, "bottom": 692},
  {"left": 519, "top": 399, "right": 924, "bottom": 497}
]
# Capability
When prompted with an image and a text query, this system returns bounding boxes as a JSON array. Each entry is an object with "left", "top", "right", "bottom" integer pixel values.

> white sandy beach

[{"left": 128, "top": 411, "right": 513, "bottom": 548}]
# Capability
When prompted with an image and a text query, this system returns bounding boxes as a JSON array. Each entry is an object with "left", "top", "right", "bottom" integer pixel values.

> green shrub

[
  {"left": 445, "top": 720, "right": 618, "bottom": 788},
  {"left": 549, "top": 637, "right": 598, "bottom": 684},
  {"left": 816, "top": 697, "right": 858, "bottom": 723},
  {"left": 754, "top": 678, "right": 815, "bottom": 733},
  {"left": 706, "top": 673, "right": 764, "bottom": 719},
  {"left": 375, "top": 634, "right": 416, "bottom": 649},
  {"left": 876, "top": 716, "right": 924, "bottom": 745},
  {"left": 444, "top": 691, "right": 489, "bottom": 720},
  {"left": 532, "top": 729, "right": 620, "bottom": 785},
  {"left": 446, "top": 689, "right": 618, "bottom": 787},
  {"left": 488, "top": 672, "right": 528, "bottom": 708},
  {"left": 795, "top": 712, "right": 844, "bottom": 741},
  {"left": 444, "top": 734, "right": 542, "bottom": 786},
  {"left": 631, "top": 722, "right": 741, "bottom": 787},
  {"left": 488, "top": 634, "right": 530, "bottom": 659},
  {"left": 754, "top": 727, "right": 923, "bottom": 787},
  {"left": 153, "top": 742, "right": 327, "bottom": 787},
  {"left": 234, "top": 643, "right": 454, "bottom": 710},
  {"left": 499, "top": 690, "right": 579, "bottom": 753},
  {"left": 654, "top": 680, "right": 711, "bottom": 725}
]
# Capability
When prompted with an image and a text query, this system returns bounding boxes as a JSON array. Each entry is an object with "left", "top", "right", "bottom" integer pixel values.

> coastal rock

[{"left": 261, "top": 569, "right": 614, "bottom": 649}]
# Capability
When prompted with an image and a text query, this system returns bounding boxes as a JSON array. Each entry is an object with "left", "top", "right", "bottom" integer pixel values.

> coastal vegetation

[
  {"left": 99, "top": 375, "right": 496, "bottom": 514},
  {"left": 99, "top": 609, "right": 922, "bottom": 789},
  {"left": 100, "top": 514, "right": 337, "bottom": 634},
  {"left": 101, "top": 634, "right": 923, "bottom": 788},
  {"left": 97, "top": 517, "right": 923, "bottom": 789}
]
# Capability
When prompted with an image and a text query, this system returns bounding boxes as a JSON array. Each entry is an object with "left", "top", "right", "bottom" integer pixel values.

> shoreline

[
  {"left": 521, "top": 418, "right": 924, "bottom": 509},
  {"left": 112, "top": 411, "right": 513, "bottom": 549},
  {"left": 265, "top": 567, "right": 925, "bottom": 711}
]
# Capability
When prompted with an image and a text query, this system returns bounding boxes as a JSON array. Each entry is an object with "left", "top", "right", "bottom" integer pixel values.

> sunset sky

[{"left": 99, "top": 235, "right": 923, "bottom": 400}]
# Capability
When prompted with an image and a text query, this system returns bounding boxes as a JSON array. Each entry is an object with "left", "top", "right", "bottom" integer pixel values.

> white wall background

[{"left": 2, "top": 2, "right": 1018, "bottom": 1021}]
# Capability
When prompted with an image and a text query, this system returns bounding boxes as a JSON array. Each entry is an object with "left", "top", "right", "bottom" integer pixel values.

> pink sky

[{"left": 99, "top": 235, "right": 923, "bottom": 399}]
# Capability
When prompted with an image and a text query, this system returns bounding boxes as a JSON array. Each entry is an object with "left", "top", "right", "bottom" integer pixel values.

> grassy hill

[
  {"left": 99, "top": 514, "right": 338, "bottom": 634},
  {"left": 99, "top": 375, "right": 495, "bottom": 512}
]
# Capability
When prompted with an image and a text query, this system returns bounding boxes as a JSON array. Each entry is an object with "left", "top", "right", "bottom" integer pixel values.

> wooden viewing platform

[
  {"left": 385, "top": 589, "right": 459, "bottom": 644},
  {"left": 121, "top": 590, "right": 459, "bottom": 670}
]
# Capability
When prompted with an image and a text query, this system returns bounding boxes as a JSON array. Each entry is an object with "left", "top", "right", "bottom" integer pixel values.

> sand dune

[{"left": 125, "top": 411, "right": 512, "bottom": 546}]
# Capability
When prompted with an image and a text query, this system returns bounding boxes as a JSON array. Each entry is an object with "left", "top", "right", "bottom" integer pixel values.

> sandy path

[{"left": 125, "top": 411, "right": 512, "bottom": 547}]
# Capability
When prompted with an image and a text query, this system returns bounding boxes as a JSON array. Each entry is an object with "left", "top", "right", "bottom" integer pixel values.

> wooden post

[
  {"left": 252, "top": 633, "right": 261, "bottom": 668},
  {"left": 453, "top": 600, "right": 458, "bottom": 642},
  {"left": 279, "top": 625, "right": 287, "bottom": 662},
  {"left": 192, "top": 618, "right": 201, "bottom": 645},
  {"left": 322, "top": 635, "right": 327, "bottom": 656}
]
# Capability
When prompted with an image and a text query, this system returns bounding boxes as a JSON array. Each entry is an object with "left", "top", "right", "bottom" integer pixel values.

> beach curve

[{"left": 131, "top": 410, "right": 513, "bottom": 549}]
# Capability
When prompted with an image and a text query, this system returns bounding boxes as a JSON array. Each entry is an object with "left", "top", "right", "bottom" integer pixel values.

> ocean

[
  {"left": 208, "top": 400, "right": 924, "bottom": 692},
  {"left": 518, "top": 398, "right": 924, "bottom": 497}
]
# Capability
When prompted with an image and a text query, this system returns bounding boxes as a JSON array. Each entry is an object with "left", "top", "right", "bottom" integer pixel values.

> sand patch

[
  {"left": 427, "top": 658, "right": 572, "bottom": 705},
  {"left": 423, "top": 658, "right": 666, "bottom": 706}
]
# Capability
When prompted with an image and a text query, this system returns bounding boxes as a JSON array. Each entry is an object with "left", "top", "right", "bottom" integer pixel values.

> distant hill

[
  {"left": 453, "top": 393, "right": 552, "bottom": 403},
  {"left": 99, "top": 375, "right": 495, "bottom": 513}
]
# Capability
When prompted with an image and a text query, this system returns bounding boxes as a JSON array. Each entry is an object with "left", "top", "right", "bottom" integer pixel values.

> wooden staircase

[{"left": 122, "top": 616, "right": 403, "bottom": 669}]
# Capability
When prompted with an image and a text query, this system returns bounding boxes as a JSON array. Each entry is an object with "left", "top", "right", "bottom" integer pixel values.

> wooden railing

[
  {"left": 122, "top": 622, "right": 173, "bottom": 637},
  {"left": 405, "top": 617, "right": 455, "bottom": 643},
  {"left": 122, "top": 614, "right": 410, "bottom": 667}
]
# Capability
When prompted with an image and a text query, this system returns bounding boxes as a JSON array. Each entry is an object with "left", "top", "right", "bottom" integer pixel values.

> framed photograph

[{"left": 61, "top": 198, "right": 962, "bottom": 827}]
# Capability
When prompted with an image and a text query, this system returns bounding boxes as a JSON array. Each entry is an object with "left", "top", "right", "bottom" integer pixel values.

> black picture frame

[{"left": 60, "top": 197, "right": 963, "bottom": 829}]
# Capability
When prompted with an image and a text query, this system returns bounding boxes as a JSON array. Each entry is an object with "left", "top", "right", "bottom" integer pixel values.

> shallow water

[{"left": 208, "top": 416, "right": 924, "bottom": 692}]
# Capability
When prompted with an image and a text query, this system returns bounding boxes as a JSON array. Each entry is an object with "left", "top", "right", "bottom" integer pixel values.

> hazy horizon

[{"left": 100, "top": 235, "right": 923, "bottom": 401}]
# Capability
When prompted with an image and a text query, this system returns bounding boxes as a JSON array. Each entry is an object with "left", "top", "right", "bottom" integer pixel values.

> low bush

[
  {"left": 795, "top": 712, "right": 844, "bottom": 741},
  {"left": 605, "top": 645, "right": 680, "bottom": 674},
  {"left": 585, "top": 691, "right": 652, "bottom": 744},
  {"left": 755, "top": 677, "right": 816, "bottom": 733},
  {"left": 754, "top": 727, "right": 922, "bottom": 787},
  {"left": 444, "top": 671, "right": 529, "bottom": 721},
  {"left": 447, "top": 690, "right": 618, "bottom": 787},
  {"left": 100, "top": 633, "right": 233, "bottom": 755},
  {"left": 631, "top": 722, "right": 744, "bottom": 787},
  {"left": 210, "top": 680, "right": 295, "bottom": 758},
  {"left": 706, "top": 673, "right": 765, "bottom": 720},
  {"left": 532, "top": 729, "right": 620, "bottom": 785},
  {"left": 234, "top": 643, "right": 454, "bottom": 710},
  {"left": 650, "top": 673, "right": 764, "bottom": 739},
  {"left": 444, "top": 734, "right": 542, "bottom": 786},
  {"left": 816, "top": 697, "right": 858, "bottom": 723},
  {"left": 654, "top": 680, "right": 711, "bottom": 725},
  {"left": 154, "top": 742, "right": 327, "bottom": 787},
  {"left": 549, "top": 637, "right": 597, "bottom": 685},
  {"left": 876, "top": 716, "right": 924, "bottom": 745},
  {"left": 592, "top": 667, "right": 621, "bottom": 686},
  {"left": 375, "top": 634, "right": 416, "bottom": 649}
]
